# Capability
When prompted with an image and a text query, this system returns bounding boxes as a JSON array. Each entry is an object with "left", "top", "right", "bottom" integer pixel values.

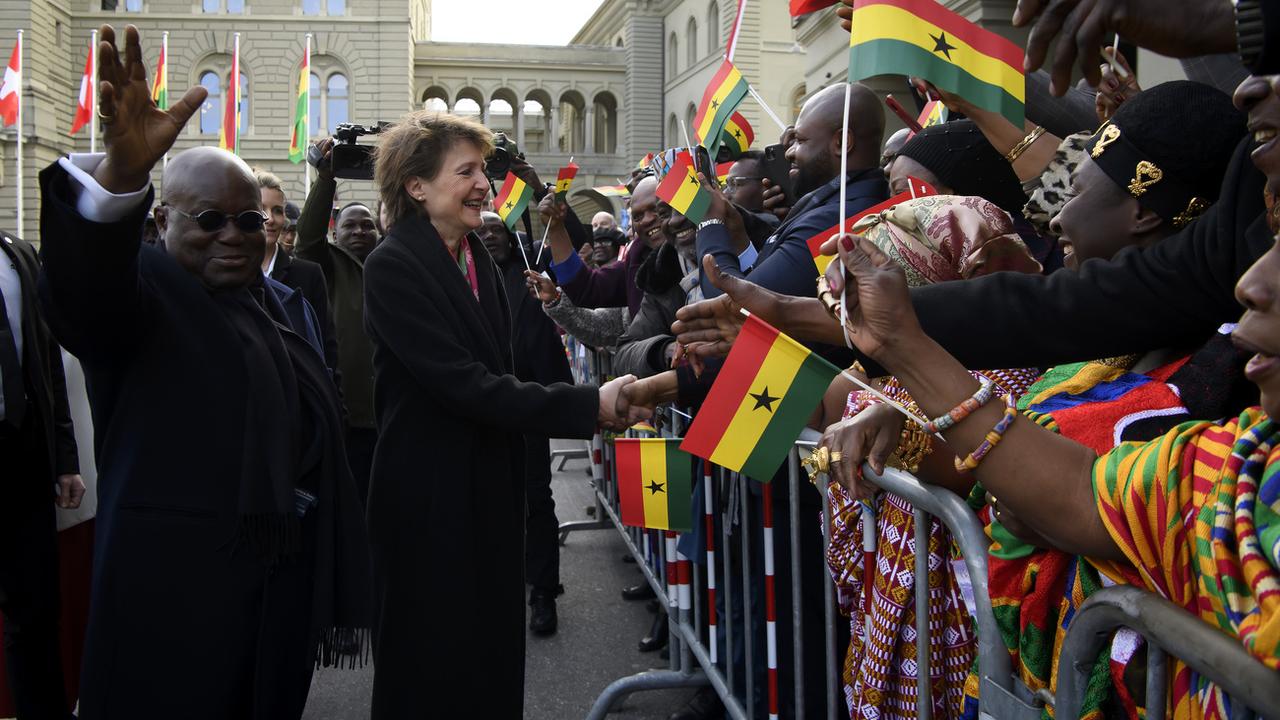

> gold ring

[{"left": 830, "top": 450, "right": 843, "bottom": 464}]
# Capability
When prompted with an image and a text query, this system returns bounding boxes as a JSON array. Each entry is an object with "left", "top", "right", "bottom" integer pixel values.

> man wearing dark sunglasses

[{"left": 34, "top": 25, "right": 370, "bottom": 720}]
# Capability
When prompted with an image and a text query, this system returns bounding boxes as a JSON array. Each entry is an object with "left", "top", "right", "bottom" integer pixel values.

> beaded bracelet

[
  {"left": 923, "top": 381, "right": 995, "bottom": 434},
  {"left": 954, "top": 394, "right": 1017, "bottom": 473},
  {"left": 888, "top": 414, "right": 933, "bottom": 473}
]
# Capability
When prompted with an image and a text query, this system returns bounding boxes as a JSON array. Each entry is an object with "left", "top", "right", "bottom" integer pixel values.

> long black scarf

[{"left": 212, "top": 287, "right": 302, "bottom": 565}]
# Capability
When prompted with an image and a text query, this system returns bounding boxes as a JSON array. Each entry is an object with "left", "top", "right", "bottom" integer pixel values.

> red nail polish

[{"left": 841, "top": 235, "right": 855, "bottom": 251}]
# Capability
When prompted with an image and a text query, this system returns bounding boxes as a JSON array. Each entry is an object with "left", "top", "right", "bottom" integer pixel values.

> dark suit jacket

[
  {"left": 269, "top": 249, "right": 341, "bottom": 383},
  {"left": 698, "top": 168, "right": 889, "bottom": 299},
  {"left": 0, "top": 230, "right": 78, "bottom": 496}
]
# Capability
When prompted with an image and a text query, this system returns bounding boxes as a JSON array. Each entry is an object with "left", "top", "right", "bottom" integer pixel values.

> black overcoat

[
  {"left": 363, "top": 213, "right": 597, "bottom": 718},
  {"left": 35, "top": 163, "right": 366, "bottom": 719}
]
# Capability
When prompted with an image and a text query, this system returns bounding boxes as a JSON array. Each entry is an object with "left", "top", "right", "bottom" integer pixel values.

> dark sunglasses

[{"left": 164, "top": 205, "right": 269, "bottom": 233}]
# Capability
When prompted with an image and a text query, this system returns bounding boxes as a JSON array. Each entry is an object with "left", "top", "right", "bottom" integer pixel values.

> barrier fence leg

[
  {"left": 788, "top": 450, "right": 807, "bottom": 720},
  {"left": 914, "top": 505, "right": 933, "bottom": 720},
  {"left": 677, "top": 546, "right": 693, "bottom": 672},
  {"left": 721, "top": 469, "right": 736, "bottom": 697},
  {"left": 559, "top": 431, "right": 612, "bottom": 542},
  {"left": 740, "top": 473, "right": 756, "bottom": 717},
  {"left": 763, "top": 480, "right": 780, "bottom": 720},
  {"left": 820, "top": 473, "right": 839, "bottom": 720},
  {"left": 666, "top": 531, "right": 680, "bottom": 670}
]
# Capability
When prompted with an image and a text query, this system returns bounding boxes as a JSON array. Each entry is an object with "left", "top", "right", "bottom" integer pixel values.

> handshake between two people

[{"left": 596, "top": 375, "right": 655, "bottom": 431}]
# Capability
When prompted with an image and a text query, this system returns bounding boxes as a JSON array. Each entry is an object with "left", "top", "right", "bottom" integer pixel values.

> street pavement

[{"left": 302, "top": 439, "right": 695, "bottom": 719}]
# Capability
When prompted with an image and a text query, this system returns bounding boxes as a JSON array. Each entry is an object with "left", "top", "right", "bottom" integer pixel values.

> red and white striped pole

[
  {"left": 703, "top": 462, "right": 717, "bottom": 664},
  {"left": 762, "top": 481, "right": 779, "bottom": 720},
  {"left": 861, "top": 501, "right": 877, "bottom": 644}
]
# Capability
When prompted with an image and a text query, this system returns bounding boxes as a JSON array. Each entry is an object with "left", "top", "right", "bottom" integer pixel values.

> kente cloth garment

[
  {"left": 853, "top": 194, "right": 1044, "bottom": 285},
  {"left": 1094, "top": 407, "right": 1280, "bottom": 720},
  {"left": 829, "top": 371, "right": 1038, "bottom": 720}
]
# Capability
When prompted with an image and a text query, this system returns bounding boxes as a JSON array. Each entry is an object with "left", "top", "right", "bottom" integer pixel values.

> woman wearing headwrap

[{"left": 815, "top": 195, "right": 1041, "bottom": 720}]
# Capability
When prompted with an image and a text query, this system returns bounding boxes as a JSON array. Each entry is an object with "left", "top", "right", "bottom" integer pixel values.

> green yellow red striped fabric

[
  {"left": 916, "top": 99, "right": 947, "bottom": 130},
  {"left": 151, "top": 43, "right": 168, "bottom": 111},
  {"left": 681, "top": 314, "right": 839, "bottom": 480},
  {"left": 554, "top": 161, "right": 579, "bottom": 201},
  {"left": 218, "top": 38, "right": 241, "bottom": 155},
  {"left": 594, "top": 185, "right": 630, "bottom": 198},
  {"left": 636, "top": 152, "right": 654, "bottom": 170},
  {"left": 715, "top": 161, "right": 733, "bottom": 187},
  {"left": 655, "top": 151, "right": 712, "bottom": 224},
  {"left": 493, "top": 171, "right": 533, "bottom": 229},
  {"left": 848, "top": 0, "right": 1025, "bottom": 127},
  {"left": 288, "top": 46, "right": 309, "bottom": 164},
  {"left": 616, "top": 438, "right": 693, "bottom": 531},
  {"left": 693, "top": 60, "right": 750, "bottom": 158},
  {"left": 719, "top": 111, "right": 754, "bottom": 160},
  {"left": 805, "top": 179, "right": 936, "bottom": 274}
]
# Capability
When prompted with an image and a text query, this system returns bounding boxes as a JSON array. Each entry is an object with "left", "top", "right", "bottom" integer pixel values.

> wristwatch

[
  {"left": 1235, "top": 0, "right": 1265, "bottom": 70},
  {"left": 697, "top": 218, "right": 725, "bottom": 231}
]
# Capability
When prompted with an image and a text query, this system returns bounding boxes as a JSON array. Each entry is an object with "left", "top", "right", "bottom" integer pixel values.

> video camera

[
  {"left": 308, "top": 122, "right": 388, "bottom": 180},
  {"left": 485, "top": 132, "right": 525, "bottom": 181}
]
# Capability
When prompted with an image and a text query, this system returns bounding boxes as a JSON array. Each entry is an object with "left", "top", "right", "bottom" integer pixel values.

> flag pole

[
  {"left": 678, "top": 119, "right": 696, "bottom": 174},
  {"left": 161, "top": 31, "right": 169, "bottom": 172},
  {"left": 533, "top": 154, "right": 571, "bottom": 269},
  {"left": 747, "top": 85, "right": 787, "bottom": 133},
  {"left": 14, "top": 29, "right": 22, "bottom": 239},
  {"left": 725, "top": 0, "right": 748, "bottom": 62},
  {"left": 89, "top": 29, "right": 97, "bottom": 154},
  {"left": 303, "top": 33, "right": 312, "bottom": 197}
]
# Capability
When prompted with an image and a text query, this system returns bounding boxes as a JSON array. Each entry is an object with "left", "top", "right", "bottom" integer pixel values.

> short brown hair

[{"left": 374, "top": 111, "right": 494, "bottom": 227}]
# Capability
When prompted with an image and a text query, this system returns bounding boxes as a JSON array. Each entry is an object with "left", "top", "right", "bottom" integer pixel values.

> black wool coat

[
  {"left": 270, "top": 249, "right": 342, "bottom": 380},
  {"left": 363, "top": 213, "right": 597, "bottom": 718},
  {"left": 36, "top": 163, "right": 367, "bottom": 720}
]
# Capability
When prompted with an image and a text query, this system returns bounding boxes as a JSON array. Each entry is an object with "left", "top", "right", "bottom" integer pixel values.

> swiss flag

[
  {"left": 70, "top": 42, "right": 93, "bottom": 135},
  {"left": 0, "top": 40, "right": 19, "bottom": 127}
]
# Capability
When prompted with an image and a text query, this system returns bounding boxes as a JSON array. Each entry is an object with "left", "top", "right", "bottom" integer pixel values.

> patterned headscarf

[{"left": 851, "top": 194, "right": 1042, "bottom": 287}]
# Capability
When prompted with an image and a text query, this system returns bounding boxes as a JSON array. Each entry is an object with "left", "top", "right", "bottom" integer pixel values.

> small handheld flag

[
  {"left": 494, "top": 171, "right": 533, "bottom": 229},
  {"left": 70, "top": 40, "right": 93, "bottom": 135},
  {"left": 917, "top": 99, "right": 947, "bottom": 131},
  {"left": 151, "top": 40, "right": 168, "bottom": 111},
  {"left": 636, "top": 152, "right": 655, "bottom": 170},
  {"left": 718, "top": 111, "right": 754, "bottom": 161},
  {"left": 554, "top": 161, "right": 579, "bottom": 201},
  {"left": 681, "top": 314, "right": 840, "bottom": 480},
  {"left": 219, "top": 33, "right": 241, "bottom": 155},
  {"left": 715, "top": 161, "right": 733, "bottom": 187},
  {"left": 0, "top": 38, "right": 19, "bottom": 127},
  {"left": 693, "top": 59, "right": 750, "bottom": 158},
  {"left": 806, "top": 179, "right": 937, "bottom": 274},
  {"left": 616, "top": 438, "right": 694, "bottom": 532},
  {"left": 655, "top": 151, "right": 713, "bottom": 225},
  {"left": 848, "top": 0, "right": 1025, "bottom": 127},
  {"left": 594, "top": 185, "right": 631, "bottom": 198}
]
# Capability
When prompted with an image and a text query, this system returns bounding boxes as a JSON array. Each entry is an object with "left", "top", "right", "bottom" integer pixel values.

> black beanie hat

[
  {"left": 897, "top": 119, "right": 1027, "bottom": 215},
  {"left": 593, "top": 226, "right": 626, "bottom": 247},
  {"left": 1086, "top": 80, "right": 1246, "bottom": 228}
]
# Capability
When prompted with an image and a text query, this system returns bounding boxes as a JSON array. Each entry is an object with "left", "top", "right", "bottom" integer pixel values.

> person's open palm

[{"left": 94, "top": 24, "right": 207, "bottom": 193}]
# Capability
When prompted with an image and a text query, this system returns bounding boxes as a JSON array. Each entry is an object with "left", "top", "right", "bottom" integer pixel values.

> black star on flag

[
  {"left": 750, "top": 386, "right": 779, "bottom": 412},
  {"left": 688, "top": 175, "right": 699, "bottom": 185},
  {"left": 647, "top": 480, "right": 666, "bottom": 494},
  {"left": 931, "top": 32, "right": 956, "bottom": 60},
  {"left": 710, "top": 98, "right": 720, "bottom": 109},
  {"left": 505, "top": 201, "right": 514, "bottom": 210},
  {"left": 733, "top": 129, "right": 743, "bottom": 139}
]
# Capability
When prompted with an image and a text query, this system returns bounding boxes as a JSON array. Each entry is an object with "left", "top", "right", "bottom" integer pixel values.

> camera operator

[{"left": 297, "top": 136, "right": 380, "bottom": 505}]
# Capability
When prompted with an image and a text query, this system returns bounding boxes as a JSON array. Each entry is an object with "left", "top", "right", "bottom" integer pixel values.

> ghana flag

[
  {"left": 848, "top": 0, "right": 1025, "bottom": 127},
  {"left": 693, "top": 59, "right": 750, "bottom": 158},
  {"left": 655, "top": 150, "right": 712, "bottom": 224},
  {"left": 494, "top": 171, "right": 533, "bottom": 229},
  {"left": 716, "top": 161, "right": 733, "bottom": 187},
  {"left": 288, "top": 45, "right": 309, "bottom": 164},
  {"left": 681, "top": 314, "right": 839, "bottom": 480},
  {"left": 151, "top": 43, "right": 168, "bottom": 111},
  {"left": 718, "top": 112, "right": 754, "bottom": 160},
  {"left": 616, "top": 438, "right": 694, "bottom": 532},
  {"left": 554, "top": 161, "right": 579, "bottom": 201}
]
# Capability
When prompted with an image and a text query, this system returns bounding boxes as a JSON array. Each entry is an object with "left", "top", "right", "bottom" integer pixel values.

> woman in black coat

[{"left": 363, "top": 111, "right": 646, "bottom": 718}]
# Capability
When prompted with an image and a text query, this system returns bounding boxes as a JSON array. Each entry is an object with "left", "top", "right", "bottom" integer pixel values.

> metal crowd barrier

[{"left": 556, "top": 343, "right": 1280, "bottom": 720}]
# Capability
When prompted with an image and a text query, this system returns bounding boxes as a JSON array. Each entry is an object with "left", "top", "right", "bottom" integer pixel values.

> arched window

[
  {"left": 199, "top": 71, "right": 220, "bottom": 134},
  {"left": 309, "top": 72, "right": 322, "bottom": 135},
  {"left": 707, "top": 2, "right": 721, "bottom": 56},
  {"left": 686, "top": 17, "right": 698, "bottom": 66},
  {"left": 685, "top": 103, "right": 697, "bottom": 142},
  {"left": 306, "top": 57, "right": 351, "bottom": 137},
  {"left": 326, "top": 73, "right": 349, "bottom": 129},
  {"left": 238, "top": 72, "right": 249, "bottom": 135},
  {"left": 668, "top": 114, "right": 679, "bottom": 148},
  {"left": 668, "top": 32, "right": 678, "bottom": 79}
]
